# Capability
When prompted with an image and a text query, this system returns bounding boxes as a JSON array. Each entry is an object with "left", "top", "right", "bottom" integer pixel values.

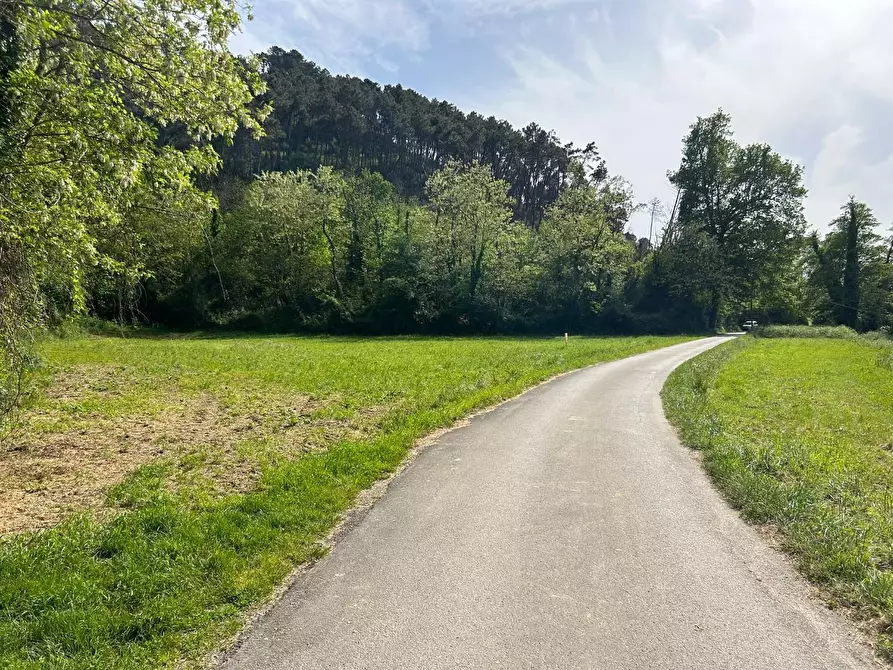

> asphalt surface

[{"left": 222, "top": 337, "right": 875, "bottom": 670}]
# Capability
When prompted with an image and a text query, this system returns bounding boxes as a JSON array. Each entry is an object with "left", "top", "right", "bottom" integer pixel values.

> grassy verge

[
  {"left": 753, "top": 324, "right": 864, "bottom": 339},
  {"left": 1, "top": 333, "right": 695, "bottom": 669},
  {"left": 663, "top": 334, "right": 893, "bottom": 658}
]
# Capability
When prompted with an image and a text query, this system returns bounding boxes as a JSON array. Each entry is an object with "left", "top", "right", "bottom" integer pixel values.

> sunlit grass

[
  {"left": 0, "top": 333, "right": 695, "bottom": 669},
  {"left": 664, "top": 336, "right": 893, "bottom": 658}
]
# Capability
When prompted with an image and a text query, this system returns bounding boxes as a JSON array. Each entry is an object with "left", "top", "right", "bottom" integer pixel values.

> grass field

[
  {"left": 0, "top": 333, "right": 694, "bottom": 669},
  {"left": 663, "top": 334, "right": 893, "bottom": 657}
]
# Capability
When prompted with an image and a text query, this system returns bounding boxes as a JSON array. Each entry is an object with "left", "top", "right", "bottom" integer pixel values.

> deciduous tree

[
  {"left": 0, "top": 0, "right": 266, "bottom": 411},
  {"left": 665, "top": 110, "right": 806, "bottom": 328}
]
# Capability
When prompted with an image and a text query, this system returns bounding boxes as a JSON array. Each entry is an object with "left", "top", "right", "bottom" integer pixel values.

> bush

[
  {"left": 0, "top": 341, "right": 40, "bottom": 427},
  {"left": 862, "top": 327, "right": 893, "bottom": 342},
  {"left": 54, "top": 317, "right": 149, "bottom": 339},
  {"left": 753, "top": 325, "right": 860, "bottom": 340}
]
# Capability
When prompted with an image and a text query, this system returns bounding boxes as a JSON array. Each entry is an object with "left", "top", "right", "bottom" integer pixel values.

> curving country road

[{"left": 222, "top": 337, "right": 875, "bottom": 670}]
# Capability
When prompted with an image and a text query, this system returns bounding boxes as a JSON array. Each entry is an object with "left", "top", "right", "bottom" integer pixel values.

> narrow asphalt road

[{"left": 222, "top": 337, "right": 875, "bottom": 670}]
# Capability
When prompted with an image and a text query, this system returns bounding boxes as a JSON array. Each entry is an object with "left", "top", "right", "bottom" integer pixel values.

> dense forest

[
  {"left": 1, "top": 1, "right": 892, "bottom": 416},
  {"left": 216, "top": 48, "right": 609, "bottom": 230}
]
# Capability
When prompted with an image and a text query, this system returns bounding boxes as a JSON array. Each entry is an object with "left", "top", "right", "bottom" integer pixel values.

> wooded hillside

[{"left": 217, "top": 48, "right": 607, "bottom": 230}]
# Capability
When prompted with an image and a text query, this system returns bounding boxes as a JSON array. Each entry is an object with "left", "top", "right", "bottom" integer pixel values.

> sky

[{"left": 231, "top": 0, "right": 893, "bottom": 238}]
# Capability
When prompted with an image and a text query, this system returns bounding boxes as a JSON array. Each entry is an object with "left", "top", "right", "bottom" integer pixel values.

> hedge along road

[{"left": 221, "top": 337, "right": 874, "bottom": 670}]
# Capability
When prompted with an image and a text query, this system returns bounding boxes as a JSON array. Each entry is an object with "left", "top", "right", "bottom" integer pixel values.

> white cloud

[
  {"left": 234, "top": 0, "right": 588, "bottom": 72},
  {"left": 425, "top": 0, "right": 592, "bottom": 16},
  {"left": 229, "top": 23, "right": 273, "bottom": 56},
  {"left": 473, "top": 0, "right": 893, "bottom": 234},
  {"left": 236, "top": 0, "right": 430, "bottom": 74},
  {"left": 810, "top": 125, "right": 893, "bottom": 230}
]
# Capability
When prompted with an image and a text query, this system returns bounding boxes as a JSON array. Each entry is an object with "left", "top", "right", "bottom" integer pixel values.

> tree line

[
  {"left": 117, "top": 106, "right": 889, "bottom": 338},
  {"left": 1, "top": 0, "right": 891, "bottom": 418},
  {"left": 112, "top": 160, "right": 640, "bottom": 334}
]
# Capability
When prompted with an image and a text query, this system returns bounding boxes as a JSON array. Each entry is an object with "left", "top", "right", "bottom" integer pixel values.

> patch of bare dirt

[
  {"left": 42, "top": 364, "right": 136, "bottom": 401},
  {"left": 0, "top": 368, "right": 385, "bottom": 535}
]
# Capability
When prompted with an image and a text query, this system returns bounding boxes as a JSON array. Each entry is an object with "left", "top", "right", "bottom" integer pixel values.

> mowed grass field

[
  {"left": 664, "top": 334, "right": 893, "bottom": 657},
  {"left": 0, "top": 333, "right": 695, "bottom": 669}
]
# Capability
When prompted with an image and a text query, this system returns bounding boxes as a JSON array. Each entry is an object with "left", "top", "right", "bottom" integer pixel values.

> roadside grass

[
  {"left": 0, "top": 333, "right": 695, "bottom": 669},
  {"left": 753, "top": 324, "right": 863, "bottom": 339},
  {"left": 663, "top": 334, "right": 893, "bottom": 658}
]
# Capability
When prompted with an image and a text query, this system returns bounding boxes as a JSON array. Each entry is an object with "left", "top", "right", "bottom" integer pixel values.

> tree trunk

[
  {"left": 841, "top": 200, "right": 861, "bottom": 329},
  {"left": 469, "top": 245, "right": 485, "bottom": 301},
  {"left": 708, "top": 292, "right": 721, "bottom": 331},
  {"left": 321, "top": 220, "right": 345, "bottom": 302}
]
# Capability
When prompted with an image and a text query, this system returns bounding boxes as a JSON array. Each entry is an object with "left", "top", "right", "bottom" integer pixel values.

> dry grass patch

[{"left": 1, "top": 364, "right": 382, "bottom": 534}]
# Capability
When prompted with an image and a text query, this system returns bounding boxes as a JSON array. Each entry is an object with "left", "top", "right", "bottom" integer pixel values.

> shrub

[{"left": 753, "top": 325, "right": 859, "bottom": 340}]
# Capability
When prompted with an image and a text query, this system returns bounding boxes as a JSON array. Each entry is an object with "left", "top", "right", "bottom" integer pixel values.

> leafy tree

[
  {"left": 598, "top": 176, "right": 640, "bottom": 234},
  {"left": 214, "top": 170, "right": 340, "bottom": 326},
  {"left": 537, "top": 179, "right": 634, "bottom": 330},
  {"left": 810, "top": 197, "right": 889, "bottom": 330},
  {"left": 86, "top": 183, "right": 210, "bottom": 325},
  {"left": 665, "top": 110, "right": 807, "bottom": 328},
  {"left": 208, "top": 168, "right": 430, "bottom": 331},
  {"left": 859, "top": 258, "right": 893, "bottom": 332},
  {"left": 886, "top": 226, "right": 893, "bottom": 265},
  {"left": 473, "top": 222, "right": 538, "bottom": 330},
  {"left": 842, "top": 199, "right": 865, "bottom": 329},
  {"left": 0, "top": 0, "right": 266, "bottom": 412},
  {"left": 653, "top": 225, "right": 724, "bottom": 327},
  {"left": 419, "top": 160, "right": 521, "bottom": 327},
  {"left": 342, "top": 172, "right": 398, "bottom": 294},
  {"left": 218, "top": 49, "right": 604, "bottom": 230}
]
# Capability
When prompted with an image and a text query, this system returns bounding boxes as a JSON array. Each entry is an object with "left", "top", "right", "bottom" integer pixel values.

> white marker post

[{"left": 564, "top": 333, "right": 569, "bottom": 346}]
